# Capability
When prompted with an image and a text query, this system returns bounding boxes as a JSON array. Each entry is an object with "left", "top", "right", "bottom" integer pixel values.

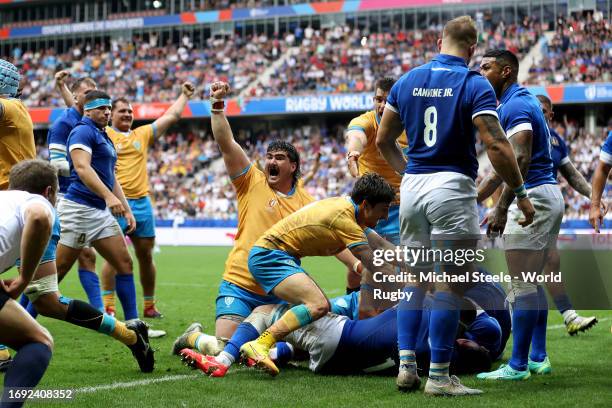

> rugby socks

[
  {"left": 553, "top": 293, "right": 573, "bottom": 315},
  {"left": 97, "top": 313, "right": 137, "bottom": 346},
  {"left": 270, "top": 342, "right": 294, "bottom": 366},
  {"left": 65, "top": 299, "right": 136, "bottom": 346},
  {"left": 530, "top": 286, "right": 548, "bottom": 363},
  {"left": 102, "top": 290, "right": 115, "bottom": 314},
  {"left": 509, "top": 291, "right": 539, "bottom": 371},
  {"left": 19, "top": 295, "right": 38, "bottom": 319},
  {"left": 223, "top": 322, "right": 260, "bottom": 362},
  {"left": 115, "top": 274, "right": 138, "bottom": 321},
  {"left": 259, "top": 304, "right": 312, "bottom": 347},
  {"left": 429, "top": 291, "right": 461, "bottom": 380},
  {"left": 397, "top": 286, "right": 425, "bottom": 372},
  {"left": 1, "top": 342, "right": 52, "bottom": 405},
  {"left": 144, "top": 296, "right": 156, "bottom": 310},
  {"left": 187, "top": 332, "right": 222, "bottom": 355},
  {"left": 78, "top": 268, "right": 103, "bottom": 311}
]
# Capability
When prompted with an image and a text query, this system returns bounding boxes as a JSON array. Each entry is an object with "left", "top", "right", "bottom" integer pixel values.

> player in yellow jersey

[
  {"left": 0, "top": 59, "right": 36, "bottom": 190},
  {"left": 171, "top": 81, "right": 318, "bottom": 356},
  {"left": 98, "top": 82, "right": 195, "bottom": 319},
  {"left": 239, "top": 173, "right": 396, "bottom": 376}
]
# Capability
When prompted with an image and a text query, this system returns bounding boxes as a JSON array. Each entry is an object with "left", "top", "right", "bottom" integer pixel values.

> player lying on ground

[
  {"left": 5, "top": 161, "right": 154, "bottom": 373},
  {"left": 178, "top": 293, "right": 503, "bottom": 378},
  {"left": 0, "top": 159, "right": 56, "bottom": 406}
]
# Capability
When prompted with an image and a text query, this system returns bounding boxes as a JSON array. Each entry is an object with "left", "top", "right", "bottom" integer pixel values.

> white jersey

[{"left": 0, "top": 190, "right": 54, "bottom": 273}]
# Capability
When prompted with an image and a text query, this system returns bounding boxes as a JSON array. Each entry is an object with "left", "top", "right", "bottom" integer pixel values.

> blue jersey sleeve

[
  {"left": 47, "top": 119, "right": 71, "bottom": 151},
  {"left": 601, "top": 130, "right": 612, "bottom": 165},
  {"left": 466, "top": 74, "right": 499, "bottom": 121},
  {"left": 386, "top": 76, "right": 403, "bottom": 114},
  {"left": 499, "top": 97, "right": 533, "bottom": 138},
  {"left": 556, "top": 135, "right": 570, "bottom": 166},
  {"left": 68, "top": 126, "right": 95, "bottom": 155}
]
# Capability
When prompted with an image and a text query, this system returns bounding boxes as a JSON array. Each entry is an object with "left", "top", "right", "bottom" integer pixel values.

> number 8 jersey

[{"left": 386, "top": 54, "right": 499, "bottom": 180}]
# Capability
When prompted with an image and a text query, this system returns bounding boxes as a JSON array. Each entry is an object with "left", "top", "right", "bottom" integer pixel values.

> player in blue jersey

[
  {"left": 48, "top": 71, "right": 103, "bottom": 311},
  {"left": 536, "top": 95, "right": 598, "bottom": 335},
  {"left": 477, "top": 50, "right": 564, "bottom": 381},
  {"left": 53, "top": 91, "right": 149, "bottom": 348},
  {"left": 179, "top": 295, "right": 502, "bottom": 379},
  {"left": 589, "top": 119, "right": 612, "bottom": 234},
  {"left": 376, "top": 16, "right": 533, "bottom": 396}
]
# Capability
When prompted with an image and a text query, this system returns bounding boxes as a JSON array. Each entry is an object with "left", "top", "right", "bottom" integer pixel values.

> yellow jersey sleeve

[
  {"left": 332, "top": 211, "right": 368, "bottom": 249},
  {"left": 231, "top": 163, "right": 262, "bottom": 197},
  {"left": 347, "top": 112, "right": 375, "bottom": 136}
]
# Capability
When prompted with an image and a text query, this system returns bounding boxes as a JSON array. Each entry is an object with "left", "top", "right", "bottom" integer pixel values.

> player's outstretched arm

[
  {"left": 559, "top": 161, "right": 591, "bottom": 198},
  {"left": 346, "top": 129, "right": 366, "bottom": 177},
  {"left": 71, "top": 149, "right": 125, "bottom": 217},
  {"left": 376, "top": 107, "right": 407, "bottom": 174},
  {"left": 209, "top": 81, "right": 250, "bottom": 178},
  {"left": 55, "top": 70, "right": 74, "bottom": 108},
  {"left": 589, "top": 161, "right": 612, "bottom": 233},
  {"left": 3, "top": 203, "right": 53, "bottom": 298},
  {"left": 153, "top": 82, "right": 195, "bottom": 137}
]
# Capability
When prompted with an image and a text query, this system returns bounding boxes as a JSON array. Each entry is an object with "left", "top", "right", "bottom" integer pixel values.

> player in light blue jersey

[
  {"left": 536, "top": 95, "right": 598, "bottom": 336},
  {"left": 477, "top": 50, "right": 564, "bottom": 381},
  {"left": 377, "top": 16, "right": 533, "bottom": 396},
  {"left": 589, "top": 119, "right": 612, "bottom": 233}
]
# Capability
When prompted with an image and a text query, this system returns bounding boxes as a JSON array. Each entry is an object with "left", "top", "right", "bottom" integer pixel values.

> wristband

[
  {"left": 210, "top": 97, "right": 225, "bottom": 113},
  {"left": 514, "top": 184, "right": 528, "bottom": 199},
  {"left": 347, "top": 151, "right": 361, "bottom": 160}
]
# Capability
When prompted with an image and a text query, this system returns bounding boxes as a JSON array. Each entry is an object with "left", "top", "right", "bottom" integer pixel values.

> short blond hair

[{"left": 443, "top": 16, "right": 478, "bottom": 49}]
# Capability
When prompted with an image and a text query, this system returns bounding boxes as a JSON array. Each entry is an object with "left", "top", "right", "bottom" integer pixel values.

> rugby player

[
  {"left": 239, "top": 173, "right": 396, "bottom": 376},
  {"left": 99, "top": 82, "right": 195, "bottom": 318},
  {"left": 172, "top": 81, "right": 315, "bottom": 356},
  {"left": 536, "top": 95, "right": 598, "bottom": 335},
  {"left": 0, "top": 58, "right": 38, "bottom": 371},
  {"left": 590, "top": 119, "right": 612, "bottom": 233},
  {"left": 52, "top": 71, "right": 102, "bottom": 310},
  {"left": 53, "top": 91, "right": 142, "bottom": 331},
  {"left": 478, "top": 49, "right": 563, "bottom": 380},
  {"left": 0, "top": 160, "right": 55, "bottom": 406},
  {"left": 345, "top": 76, "right": 407, "bottom": 303},
  {"left": 180, "top": 294, "right": 502, "bottom": 378},
  {"left": 376, "top": 16, "right": 533, "bottom": 395}
]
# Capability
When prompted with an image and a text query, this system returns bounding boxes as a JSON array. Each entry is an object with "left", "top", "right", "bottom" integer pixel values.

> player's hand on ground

[
  {"left": 516, "top": 196, "right": 535, "bottom": 227},
  {"left": 54, "top": 70, "right": 71, "bottom": 86},
  {"left": 125, "top": 211, "right": 137, "bottom": 234},
  {"left": 1, "top": 276, "right": 27, "bottom": 299},
  {"left": 486, "top": 206, "right": 508, "bottom": 237},
  {"left": 182, "top": 82, "right": 195, "bottom": 98},
  {"left": 589, "top": 203, "right": 604, "bottom": 233},
  {"left": 106, "top": 195, "right": 125, "bottom": 217},
  {"left": 210, "top": 81, "right": 230, "bottom": 100}
]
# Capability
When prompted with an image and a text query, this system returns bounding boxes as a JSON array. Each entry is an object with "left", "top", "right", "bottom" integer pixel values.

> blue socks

[
  {"left": 530, "top": 286, "right": 548, "bottom": 362},
  {"left": 115, "top": 274, "right": 138, "bottom": 321},
  {"left": 429, "top": 291, "right": 461, "bottom": 368},
  {"left": 78, "top": 269, "right": 103, "bottom": 312},
  {"left": 1, "top": 342, "right": 52, "bottom": 407},
  {"left": 18, "top": 295, "right": 38, "bottom": 319},
  {"left": 223, "top": 322, "right": 260, "bottom": 361},
  {"left": 552, "top": 293, "right": 572, "bottom": 314},
  {"left": 509, "top": 290, "right": 539, "bottom": 371},
  {"left": 397, "top": 286, "right": 425, "bottom": 353}
]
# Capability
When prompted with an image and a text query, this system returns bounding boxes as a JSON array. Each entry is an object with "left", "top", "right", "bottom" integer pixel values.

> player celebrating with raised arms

[
  {"left": 172, "top": 81, "right": 315, "bottom": 356},
  {"left": 98, "top": 82, "right": 195, "bottom": 319},
  {"left": 376, "top": 16, "right": 534, "bottom": 396},
  {"left": 239, "top": 173, "right": 396, "bottom": 376}
]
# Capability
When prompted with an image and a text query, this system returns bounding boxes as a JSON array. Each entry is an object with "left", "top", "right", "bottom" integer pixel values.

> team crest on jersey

[
  {"left": 283, "top": 259, "right": 298, "bottom": 268},
  {"left": 224, "top": 297, "right": 235, "bottom": 306},
  {"left": 268, "top": 199, "right": 278, "bottom": 208},
  {"left": 550, "top": 137, "right": 559, "bottom": 146},
  {"left": 132, "top": 140, "right": 142, "bottom": 150}
]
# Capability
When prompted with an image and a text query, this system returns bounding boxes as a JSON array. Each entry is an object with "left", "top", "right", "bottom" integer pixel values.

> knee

[
  {"left": 136, "top": 248, "right": 154, "bottom": 267},
  {"left": 117, "top": 255, "right": 133, "bottom": 274},
  {"left": 79, "top": 251, "right": 96, "bottom": 269},
  {"left": 34, "top": 326, "right": 54, "bottom": 352},
  {"left": 307, "top": 299, "right": 330, "bottom": 320}
]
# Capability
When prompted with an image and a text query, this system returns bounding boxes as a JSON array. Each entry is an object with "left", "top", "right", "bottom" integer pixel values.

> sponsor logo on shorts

[
  {"left": 224, "top": 297, "right": 235, "bottom": 306},
  {"left": 78, "top": 233, "right": 86, "bottom": 245}
]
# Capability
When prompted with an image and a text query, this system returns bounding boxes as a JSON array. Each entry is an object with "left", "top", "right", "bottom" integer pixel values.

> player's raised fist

[
  {"left": 54, "top": 70, "right": 71, "bottom": 86},
  {"left": 182, "top": 82, "right": 195, "bottom": 98},
  {"left": 210, "top": 81, "right": 230, "bottom": 100}
]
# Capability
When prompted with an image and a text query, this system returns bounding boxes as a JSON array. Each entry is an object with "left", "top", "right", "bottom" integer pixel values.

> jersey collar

[
  {"left": 347, "top": 196, "right": 360, "bottom": 220},
  {"left": 500, "top": 83, "right": 521, "bottom": 105},
  {"left": 433, "top": 53, "right": 467, "bottom": 67}
]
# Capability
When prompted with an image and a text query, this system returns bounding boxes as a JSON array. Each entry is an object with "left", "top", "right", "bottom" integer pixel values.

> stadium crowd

[{"left": 526, "top": 12, "right": 612, "bottom": 85}]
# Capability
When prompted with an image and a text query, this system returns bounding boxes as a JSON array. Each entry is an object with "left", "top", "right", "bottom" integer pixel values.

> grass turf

[{"left": 11, "top": 246, "right": 612, "bottom": 407}]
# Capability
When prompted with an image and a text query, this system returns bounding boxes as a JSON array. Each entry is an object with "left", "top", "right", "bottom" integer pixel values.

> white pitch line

[
  {"left": 76, "top": 374, "right": 199, "bottom": 394},
  {"left": 548, "top": 317, "right": 610, "bottom": 330}
]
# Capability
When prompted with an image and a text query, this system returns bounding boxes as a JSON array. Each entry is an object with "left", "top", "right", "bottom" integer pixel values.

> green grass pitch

[{"left": 16, "top": 246, "right": 612, "bottom": 407}]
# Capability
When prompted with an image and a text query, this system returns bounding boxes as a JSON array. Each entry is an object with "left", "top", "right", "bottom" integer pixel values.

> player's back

[
  {"left": 255, "top": 196, "right": 366, "bottom": 258},
  {"left": 388, "top": 54, "right": 497, "bottom": 180},
  {"left": 0, "top": 98, "right": 36, "bottom": 190}
]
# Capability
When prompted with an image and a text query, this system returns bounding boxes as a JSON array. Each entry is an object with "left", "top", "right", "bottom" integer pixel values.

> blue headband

[{"left": 84, "top": 98, "right": 112, "bottom": 110}]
